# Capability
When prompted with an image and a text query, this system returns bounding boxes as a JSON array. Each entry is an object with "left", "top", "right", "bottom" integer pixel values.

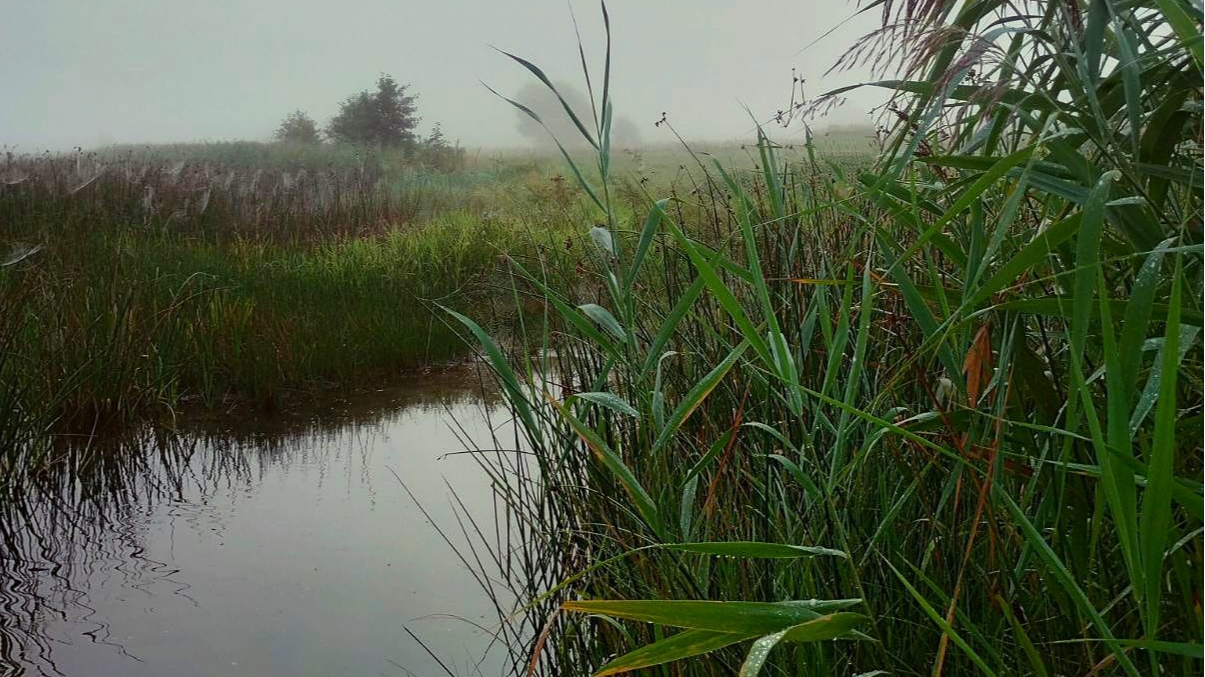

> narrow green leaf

[
  {"left": 886, "top": 562, "right": 999, "bottom": 677},
  {"left": 993, "top": 297, "right": 1204, "bottom": 327},
  {"left": 683, "top": 427, "right": 735, "bottom": 484},
  {"left": 639, "top": 275, "right": 704, "bottom": 374},
  {"left": 996, "top": 487, "right": 1141, "bottom": 677},
  {"left": 505, "top": 257, "right": 622, "bottom": 357},
  {"left": 679, "top": 475, "right": 699, "bottom": 540},
  {"left": 965, "top": 211, "right": 1083, "bottom": 312},
  {"left": 562, "top": 599, "right": 858, "bottom": 634},
  {"left": 1130, "top": 326, "right": 1200, "bottom": 433},
  {"left": 441, "top": 306, "right": 541, "bottom": 444},
  {"left": 594, "top": 629, "right": 756, "bottom": 676},
  {"left": 889, "top": 145, "right": 1035, "bottom": 274},
  {"left": 548, "top": 397, "right": 665, "bottom": 540},
  {"left": 649, "top": 342, "right": 748, "bottom": 456},
  {"left": 767, "top": 453, "right": 823, "bottom": 506},
  {"left": 1156, "top": 0, "right": 1204, "bottom": 73},
  {"left": 482, "top": 82, "right": 606, "bottom": 211},
  {"left": 1139, "top": 254, "right": 1183, "bottom": 634},
  {"left": 663, "top": 219, "right": 774, "bottom": 368},
  {"left": 779, "top": 612, "right": 868, "bottom": 642},
  {"left": 579, "top": 303, "right": 627, "bottom": 342},
  {"left": 664, "top": 542, "right": 847, "bottom": 559},
  {"left": 740, "top": 629, "right": 787, "bottom": 677},
  {"left": 494, "top": 48, "right": 599, "bottom": 149},
  {"left": 998, "top": 598, "right": 1050, "bottom": 677},
  {"left": 624, "top": 199, "right": 668, "bottom": 291},
  {"left": 571, "top": 391, "right": 639, "bottom": 418}
]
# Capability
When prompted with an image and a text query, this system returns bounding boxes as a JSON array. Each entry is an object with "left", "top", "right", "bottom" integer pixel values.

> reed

[
  {"left": 0, "top": 144, "right": 590, "bottom": 491},
  {"left": 462, "top": 2, "right": 1203, "bottom": 674}
]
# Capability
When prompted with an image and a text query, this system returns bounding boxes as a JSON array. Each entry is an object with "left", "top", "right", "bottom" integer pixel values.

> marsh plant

[
  {"left": 0, "top": 143, "right": 594, "bottom": 496},
  {"left": 456, "top": 1, "right": 1203, "bottom": 674}
]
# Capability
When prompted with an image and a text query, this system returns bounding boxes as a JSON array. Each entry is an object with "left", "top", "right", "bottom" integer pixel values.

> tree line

[
  {"left": 274, "top": 73, "right": 645, "bottom": 161},
  {"left": 274, "top": 74, "right": 461, "bottom": 169}
]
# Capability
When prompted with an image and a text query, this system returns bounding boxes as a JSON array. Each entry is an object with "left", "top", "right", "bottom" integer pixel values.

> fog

[{"left": 3, "top": 1, "right": 885, "bottom": 151}]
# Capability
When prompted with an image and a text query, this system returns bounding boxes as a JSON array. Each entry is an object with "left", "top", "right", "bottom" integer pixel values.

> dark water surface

[{"left": 1, "top": 366, "right": 522, "bottom": 676}]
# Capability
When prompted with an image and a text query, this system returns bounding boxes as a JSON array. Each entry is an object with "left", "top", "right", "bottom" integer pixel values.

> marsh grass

[
  {"left": 458, "top": 2, "right": 1203, "bottom": 675},
  {"left": 0, "top": 144, "right": 598, "bottom": 492}
]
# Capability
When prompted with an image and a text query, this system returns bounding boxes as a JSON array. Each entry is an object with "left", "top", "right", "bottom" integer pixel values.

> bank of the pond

[
  {"left": 0, "top": 149, "right": 600, "bottom": 462},
  {"left": 2, "top": 220, "right": 505, "bottom": 412}
]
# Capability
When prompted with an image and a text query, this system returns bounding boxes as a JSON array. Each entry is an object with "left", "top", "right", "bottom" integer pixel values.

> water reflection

[{"left": 0, "top": 365, "right": 528, "bottom": 676}]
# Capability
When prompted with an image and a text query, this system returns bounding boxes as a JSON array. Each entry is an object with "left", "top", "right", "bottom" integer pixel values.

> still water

[{"left": 1, "top": 366, "right": 524, "bottom": 676}]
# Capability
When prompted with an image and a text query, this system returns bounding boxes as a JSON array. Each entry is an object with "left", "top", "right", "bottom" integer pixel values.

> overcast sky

[{"left": 2, "top": 1, "right": 885, "bottom": 151}]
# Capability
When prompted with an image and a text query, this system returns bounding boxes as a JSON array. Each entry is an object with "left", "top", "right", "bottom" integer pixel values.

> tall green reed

[{"left": 460, "top": 2, "right": 1202, "bottom": 674}]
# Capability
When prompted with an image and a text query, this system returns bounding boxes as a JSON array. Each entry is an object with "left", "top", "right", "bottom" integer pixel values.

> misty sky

[{"left": 3, "top": 1, "right": 886, "bottom": 151}]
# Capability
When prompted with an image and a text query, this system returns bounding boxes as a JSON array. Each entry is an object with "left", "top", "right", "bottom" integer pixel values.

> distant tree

[
  {"left": 413, "top": 123, "right": 466, "bottom": 171},
  {"left": 609, "top": 116, "right": 643, "bottom": 149},
  {"left": 421, "top": 123, "right": 453, "bottom": 157},
  {"left": 274, "top": 110, "right": 322, "bottom": 145},
  {"left": 513, "top": 81, "right": 588, "bottom": 147},
  {"left": 327, "top": 74, "right": 419, "bottom": 147},
  {"left": 513, "top": 81, "right": 643, "bottom": 149}
]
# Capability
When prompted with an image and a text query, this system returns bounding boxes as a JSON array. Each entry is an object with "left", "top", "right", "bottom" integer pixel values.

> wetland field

[{"left": 2, "top": 1, "right": 1202, "bottom": 675}]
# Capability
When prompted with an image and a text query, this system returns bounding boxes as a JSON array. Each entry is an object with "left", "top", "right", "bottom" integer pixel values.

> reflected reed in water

[{"left": 0, "top": 363, "right": 554, "bottom": 677}]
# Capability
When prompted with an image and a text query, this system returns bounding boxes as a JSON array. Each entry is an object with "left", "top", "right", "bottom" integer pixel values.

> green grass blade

[
  {"left": 663, "top": 218, "right": 774, "bottom": 369},
  {"left": 571, "top": 391, "right": 639, "bottom": 418},
  {"left": 482, "top": 82, "right": 606, "bottom": 211},
  {"left": 594, "top": 629, "right": 756, "bottom": 676},
  {"left": 664, "top": 542, "right": 847, "bottom": 559},
  {"left": 886, "top": 145, "right": 1035, "bottom": 275},
  {"left": 996, "top": 486, "right": 1141, "bottom": 677},
  {"left": 1155, "top": 0, "right": 1204, "bottom": 73},
  {"left": 650, "top": 342, "right": 748, "bottom": 456},
  {"left": 441, "top": 306, "right": 542, "bottom": 445},
  {"left": 638, "top": 276, "right": 705, "bottom": 380},
  {"left": 562, "top": 599, "right": 854, "bottom": 634},
  {"left": 779, "top": 612, "right": 868, "bottom": 642},
  {"left": 1139, "top": 254, "right": 1184, "bottom": 637},
  {"left": 1130, "top": 326, "right": 1200, "bottom": 434},
  {"left": 885, "top": 562, "right": 999, "bottom": 677},
  {"left": 623, "top": 198, "right": 668, "bottom": 291},
  {"left": 998, "top": 597, "right": 1050, "bottom": 677},
  {"left": 548, "top": 396, "right": 666, "bottom": 540},
  {"left": 493, "top": 48, "right": 599, "bottom": 149},
  {"left": 740, "top": 629, "right": 788, "bottom": 677}
]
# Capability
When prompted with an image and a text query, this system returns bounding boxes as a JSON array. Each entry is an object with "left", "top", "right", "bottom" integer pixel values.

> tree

[
  {"left": 327, "top": 74, "right": 419, "bottom": 147},
  {"left": 512, "top": 81, "right": 643, "bottom": 149},
  {"left": 413, "top": 123, "right": 466, "bottom": 171},
  {"left": 274, "top": 110, "right": 321, "bottom": 145},
  {"left": 608, "top": 116, "right": 643, "bottom": 149}
]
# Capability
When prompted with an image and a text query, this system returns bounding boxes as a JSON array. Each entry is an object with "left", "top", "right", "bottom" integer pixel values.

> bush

[{"left": 274, "top": 110, "right": 322, "bottom": 145}]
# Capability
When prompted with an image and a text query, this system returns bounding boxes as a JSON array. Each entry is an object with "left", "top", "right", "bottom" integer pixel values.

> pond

[{"left": 0, "top": 365, "right": 530, "bottom": 676}]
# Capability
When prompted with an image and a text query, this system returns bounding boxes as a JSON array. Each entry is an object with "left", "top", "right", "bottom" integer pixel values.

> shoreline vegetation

[
  {"left": 0, "top": 136, "right": 871, "bottom": 448},
  {"left": 459, "top": 2, "right": 1202, "bottom": 676},
  {"left": 1, "top": 0, "right": 1201, "bottom": 675}
]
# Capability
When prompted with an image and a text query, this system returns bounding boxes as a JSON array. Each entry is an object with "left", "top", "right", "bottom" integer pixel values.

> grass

[
  {"left": 0, "top": 127, "right": 829, "bottom": 492},
  {"left": 456, "top": 2, "right": 1204, "bottom": 675},
  {"left": 0, "top": 143, "right": 602, "bottom": 496}
]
